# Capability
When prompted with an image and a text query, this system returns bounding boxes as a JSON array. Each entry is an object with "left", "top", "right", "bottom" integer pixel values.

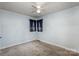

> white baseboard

[
  {"left": 0, "top": 40, "right": 32, "bottom": 50},
  {"left": 40, "top": 39, "right": 79, "bottom": 53},
  {"left": 1, "top": 39, "right": 79, "bottom": 53}
]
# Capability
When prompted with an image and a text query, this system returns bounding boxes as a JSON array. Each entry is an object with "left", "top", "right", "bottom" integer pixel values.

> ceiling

[{"left": 0, "top": 2, "right": 79, "bottom": 18}]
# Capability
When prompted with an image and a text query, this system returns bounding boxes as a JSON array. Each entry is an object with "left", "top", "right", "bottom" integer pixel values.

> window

[
  {"left": 37, "top": 19, "right": 43, "bottom": 32},
  {"left": 29, "top": 19, "right": 36, "bottom": 32},
  {"left": 29, "top": 19, "right": 43, "bottom": 32}
]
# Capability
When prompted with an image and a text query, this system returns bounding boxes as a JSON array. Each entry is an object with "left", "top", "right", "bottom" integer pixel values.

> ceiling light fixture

[
  {"left": 36, "top": 5, "right": 41, "bottom": 13},
  {"left": 36, "top": 5, "right": 41, "bottom": 9},
  {"left": 37, "top": 9, "right": 41, "bottom": 13}
]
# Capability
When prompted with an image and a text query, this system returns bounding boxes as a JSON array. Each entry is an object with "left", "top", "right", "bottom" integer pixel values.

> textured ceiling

[{"left": 0, "top": 2, "right": 79, "bottom": 18}]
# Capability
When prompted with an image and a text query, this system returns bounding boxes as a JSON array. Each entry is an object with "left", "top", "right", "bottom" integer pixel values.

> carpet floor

[{"left": 0, "top": 40, "right": 79, "bottom": 56}]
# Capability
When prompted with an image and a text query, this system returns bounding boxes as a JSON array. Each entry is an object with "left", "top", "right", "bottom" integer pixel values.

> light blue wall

[
  {"left": 0, "top": 9, "right": 36, "bottom": 49},
  {"left": 1, "top": 6, "right": 79, "bottom": 51},
  {"left": 39, "top": 6, "right": 79, "bottom": 51}
]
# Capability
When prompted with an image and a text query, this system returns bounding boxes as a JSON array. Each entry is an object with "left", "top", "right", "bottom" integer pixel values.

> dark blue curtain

[
  {"left": 29, "top": 19, "right": 36, "bottom": 32},
  {"left": 37, "top": 19, "right": 43, "bottom": 32}
]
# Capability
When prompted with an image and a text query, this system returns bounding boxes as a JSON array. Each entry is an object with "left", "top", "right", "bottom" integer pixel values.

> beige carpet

[{"left": 0, "top": 40, "right": 79, "bottom": 56}]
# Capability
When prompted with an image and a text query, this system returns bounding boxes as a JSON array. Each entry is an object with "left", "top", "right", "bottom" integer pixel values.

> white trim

[
  {"left": 0, "top": 40, "right": 32, "bottom": 50},
  {"left": 1, "top": 39, "right": 79, "bottom": 53},
  {"left": 40, "top": 39, "right": 79, "bottom": 53}
]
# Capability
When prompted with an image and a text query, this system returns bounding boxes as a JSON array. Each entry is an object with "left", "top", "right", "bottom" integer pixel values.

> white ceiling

[{"left": 0, "top": 2, "right": 79, "bottom": 18}]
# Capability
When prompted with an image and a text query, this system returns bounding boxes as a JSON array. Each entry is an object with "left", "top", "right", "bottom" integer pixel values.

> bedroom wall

[
  {"left": 1, "top": 5, "right": 79, "bottom": 51},
  {"left": 39, "top": 6, "right": 79, "bottom": 51},
  {"left": 0, "top": 9, "right": 36, "bottom": 49}
]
